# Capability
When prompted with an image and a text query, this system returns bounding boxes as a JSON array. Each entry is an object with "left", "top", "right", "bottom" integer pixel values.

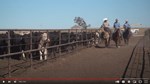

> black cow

[
  {"left": 0, "top": 30, "right": 93, "bottom": 60},
  {"left": 16, "top": 31, "right": 59, "bottom": 60},
  {"left": 0, "top": 31, "right": 43, "bottom": 60},
  {"left": 20, "top": 31, "right": 47, "bottom": 60},
  {"left": 0, "top": 31, "right": 24, "bottom": 59},
  {"left": 48, "top": 31, "right": 76, "bottom": 55},
  {"left": 0, "top": 33, "right": 8, "bottom": 58}
]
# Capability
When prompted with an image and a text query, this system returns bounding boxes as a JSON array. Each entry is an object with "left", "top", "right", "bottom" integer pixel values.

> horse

[
  {"left": 94, "top": 31, "right": 100, "bottom": 46},
  {"left": 112, "top": 29, "right": 122, "bottom": 48},
  {"left": 38, "top": 33, "right": 50, "bottom": 61},
  {"left": 123, "top": 28, "right": 132, "bottom": 45},
  {"left": 94, "top": 29, "right": 110, "bottom": 47}
]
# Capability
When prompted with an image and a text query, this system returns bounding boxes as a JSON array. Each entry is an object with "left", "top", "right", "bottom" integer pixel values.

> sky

[{"left": 0, "top": 0, "right": 150, "bottom": 29}]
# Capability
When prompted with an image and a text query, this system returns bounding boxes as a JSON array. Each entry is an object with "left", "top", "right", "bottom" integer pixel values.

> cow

[
  {"left": 0, "top": 30, "right": 93, "bottom": 61},
  {"left": 20, "top": 31, "right": 50, "bottom": 60},
  {"left": 38, "top": 33, "right": 50, "bottom": 61},
  {"left": 14, "top": 31, "right": 49, "bottom": 60},
  {"left": 82, "top": 31, "right": 94, "bottom": 47},
  {"left": 0, "top": 33, "right": 8, "bottom": 58},
  {"left": 9, "top": 31, "right": 23, "bottom": 59},
  {"left": 0, "top": 31, "right": 27, "bottom": 60},
  {"left": 48, "top": 31, "right": 76, "bottom": 54}
]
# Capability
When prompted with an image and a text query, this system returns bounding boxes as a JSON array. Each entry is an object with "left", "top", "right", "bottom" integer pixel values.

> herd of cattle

[{"left": 0, "top": 30, "right": 95, "bottom": 60}]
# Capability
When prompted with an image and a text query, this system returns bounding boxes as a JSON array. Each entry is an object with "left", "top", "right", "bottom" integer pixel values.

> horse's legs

[
  {"left": 127, "top": 38, "right": 129, "bottom": 45},
  {"left": 105, "top": 40, "right": 107, "bottom": 47},
  {"left": 124, "top": 38, "right": 128, "bottom": 45},
  {"left": 108, "top": 38, "right": 111, "bottom": 47},
  {"left": 115, "top": 39, "right": 120, "bottom": 48},
  {"left": 105, "top": 39, "right": 108, "bottom": 47},
  {"left": 118, "top": 38, "right": 121, "bottom": 46},
  {"left": 116, "top": 41, "right": 118, "bottom": 48},
  {"left": 124, "top": 39, "right": 126, "bottom": 45},
  {"left": 95, "top": 39, "right": 98, "bottom": 46}
]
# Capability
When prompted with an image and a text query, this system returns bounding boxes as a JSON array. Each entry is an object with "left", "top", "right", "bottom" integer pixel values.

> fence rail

[{"left": 0, "top": 29, "right": 97, "bottom": 77}]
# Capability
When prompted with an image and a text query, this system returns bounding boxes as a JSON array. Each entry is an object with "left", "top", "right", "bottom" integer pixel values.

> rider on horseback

[
  {"left": 123, "top": 20, "right": 132, "bottom": 36},
  {"left": 101, "top": 18, "right": 111, "bottom": 34},
  {"left": 123, "top": 20, "right": 131, "bottom": 31},
  {"left": 99, "top": 18, "right": 111, "bottom": 47},
  {"left": 123, "top": 20, "right": 132, "bottom": 45},
  {"left": 113, "top": 19, "right": 122, "bottom": 39}
]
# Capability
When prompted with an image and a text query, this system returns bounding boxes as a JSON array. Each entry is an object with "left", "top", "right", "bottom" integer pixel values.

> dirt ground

[{"left": 14, "top": 35, "right": 142, "bottom": 79}]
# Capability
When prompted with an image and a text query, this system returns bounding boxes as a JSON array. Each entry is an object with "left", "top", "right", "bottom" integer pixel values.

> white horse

[{"left": 38, "top": 33, "right": 50, "bottom": 61}]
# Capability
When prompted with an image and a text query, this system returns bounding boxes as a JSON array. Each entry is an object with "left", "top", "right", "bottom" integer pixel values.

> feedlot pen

[{"left": 0, "top": 29, "right": 96, "bottom": 78}]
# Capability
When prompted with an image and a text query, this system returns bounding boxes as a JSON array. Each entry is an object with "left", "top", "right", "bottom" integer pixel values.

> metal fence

[{"left": 0, "top": 29, "right": 97, "bottom": 77}]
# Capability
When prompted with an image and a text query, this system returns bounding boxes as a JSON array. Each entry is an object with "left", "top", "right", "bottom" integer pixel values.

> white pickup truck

[
  {"left": 121, "top": 28, "right": 139, "bottom": 34},
  {"left": 131, "top": 28, "right": 139, "bottom": 34}
]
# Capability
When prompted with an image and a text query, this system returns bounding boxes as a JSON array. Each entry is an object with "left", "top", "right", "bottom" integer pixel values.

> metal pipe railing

[{"left": 0, "top": 29, "right": 96, "bottom": 77}]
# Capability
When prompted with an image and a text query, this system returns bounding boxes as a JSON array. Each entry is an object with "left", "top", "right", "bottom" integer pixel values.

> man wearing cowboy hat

[{"left": 101, "top": 18, "right": 111, "bottom": 33}]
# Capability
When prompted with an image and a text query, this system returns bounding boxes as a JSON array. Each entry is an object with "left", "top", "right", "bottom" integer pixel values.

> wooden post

[
  {"left": 30, "top": 30, "right": 33, "bottom": 69},
  {"left": 7, "top": 30, "right": 11, "bottom": 77}
]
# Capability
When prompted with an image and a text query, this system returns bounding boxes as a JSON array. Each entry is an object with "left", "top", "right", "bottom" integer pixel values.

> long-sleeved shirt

[
  {"left": 124, "top": 23, "right": 131, "bottom": 29},
  {"left": 113, "top": 22, "right": 120, "bottom": 29},
  {"left": 101, "top": 22, "right": 110, "bottom": 28}
]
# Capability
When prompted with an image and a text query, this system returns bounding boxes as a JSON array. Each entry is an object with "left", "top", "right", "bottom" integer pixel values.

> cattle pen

[{"left": 0, "top": 29, "right": 97, "bottom": 78}]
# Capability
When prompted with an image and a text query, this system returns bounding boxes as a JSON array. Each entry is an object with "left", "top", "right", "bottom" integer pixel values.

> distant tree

[{"left": 74, "top": 17, "right": 90, "bottom": 29}]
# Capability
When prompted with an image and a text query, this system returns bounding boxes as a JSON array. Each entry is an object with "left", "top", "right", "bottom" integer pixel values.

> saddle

[{"left": 124, "top": 28, "right": 132, "bottom": 37}]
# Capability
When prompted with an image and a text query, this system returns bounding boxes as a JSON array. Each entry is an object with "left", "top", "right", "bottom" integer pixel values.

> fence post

[
  {"left": 68, "top": 29, "right": 70, "bottom": 43},
  {"left": 81, "top": 29, "right": 83, "bottom": 47},
  {"left": 86, "top": 29, "right": 88, "bottom": 47},
  {"left": 86, "top": 29, "right": 88, "bottom": 40},
  {"left": 59, "top": 30, "right": 61, "bottom": 56},
  {"left": 30, "top": 30, "right": 33, "bottom": 69},
  {"left": 7, "top": 30, "right": 11, "bottom": 77},
  {"left": 75, "top": 29, "right": 78, "bottom": 50},
  {"left": 90, "top": 29, "right": 92, "bottom": 39},
  {"left": 68, "top": 29, "right": 71, "bottom": 53},
  {"left": 90, "top": 29, "right": 92, "bottom": 47},
  {"left": 46, "top": 30, "right": 49, "bottom": 59}
]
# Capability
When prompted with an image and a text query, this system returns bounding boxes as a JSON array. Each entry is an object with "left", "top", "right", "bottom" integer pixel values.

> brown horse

[
  {"left": 112, "top": 29, "right": 122, "bottom": 48},
  {"left": 123, "top": 28, "right": 132, "bottom": 45}
]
